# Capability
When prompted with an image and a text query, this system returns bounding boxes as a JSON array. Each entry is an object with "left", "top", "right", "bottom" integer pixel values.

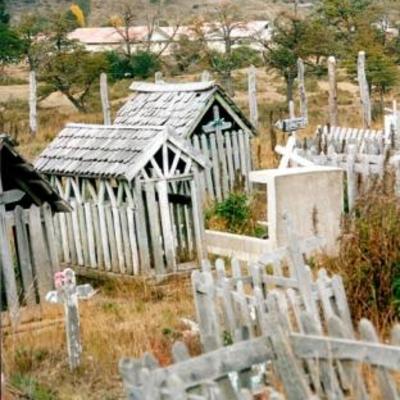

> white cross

[
  {"left": 46, "top": 268, "right": 95, "bottom": 370},
  {"left": 202, "top": 105, "right": 232, "bottom": 135}
]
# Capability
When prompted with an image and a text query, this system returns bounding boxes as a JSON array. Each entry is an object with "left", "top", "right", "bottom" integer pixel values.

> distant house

[
  {"left": 67, "top": 20, "right": 272, "bottom": 54},
  {"left": 115, "top": 80, "right": 256, "bottom": 200}
]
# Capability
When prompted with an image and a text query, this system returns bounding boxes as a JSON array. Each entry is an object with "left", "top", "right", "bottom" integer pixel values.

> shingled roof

[
  {"left": 114, "top": 81, "right": 256, "bottom": 137},
  {"left": 35, "top": 124, "right": 207, "bottom": 181},
  {"left": 0, "top": 135, "right": 70, "bottom": 212}
]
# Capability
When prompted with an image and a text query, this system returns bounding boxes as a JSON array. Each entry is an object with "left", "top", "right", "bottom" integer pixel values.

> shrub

[
  {"left": 322, "top": 182, "right": 400, "bottom": 329},
  {"left": 231, "top": 45, "right": 263, "bottom": 69},
  {"left": 105, "top": 50, "right": 160, "bottom": 81},
  {"left": 206, "top": 192, "right": 267, "bottom": 237},
  {"left": 130, "top": 50, "right": 160, "bottom": 79}
]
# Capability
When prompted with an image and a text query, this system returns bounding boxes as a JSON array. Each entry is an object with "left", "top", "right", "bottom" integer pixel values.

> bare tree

[
  {"left": 111, "top": 1, "right": 181, "bottom": 60},
  {"left": 191, "top": 1, "right": 245, "bottom": 96},
  {"left": 111, "top": 1, "right": 138, "bottom": 58}
]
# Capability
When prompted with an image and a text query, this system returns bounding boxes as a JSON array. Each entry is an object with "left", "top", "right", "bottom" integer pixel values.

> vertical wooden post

[
  {"left": 357, "top": 51, "right": 371, "bottom": 129},
  {"left": 201, "top": 70, "right": 211, "bottom": 82},
  {"left": 297, "top": 58, "right": 308, "bottom": 123},
  {"left": 155, "top": 71, "right": 163, "bottom": 83},
  {"left": 328, "top": 56, "right": 338, "bottom": 127},
  {"left": 0, "top": 151, "right": 20, "bottom": 325},
  {"left": 29, "top": 70, "right": 37, "bottom": 136},
  {"left": 346, "top": 145, "right": 357, "bottom": 210},
  {"left": 248, "top": 65, "right": 258, "bottom": 129},
  {"left": 100, "top": 73, "right": 111, "bottom": 125},
  {"left": 156, "top": 179, "right": 176, "bottom": 272}
]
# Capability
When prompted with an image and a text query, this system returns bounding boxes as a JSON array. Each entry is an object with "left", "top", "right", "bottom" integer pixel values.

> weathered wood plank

[
  {"left": 157, "top": 180, "right": 176, "bottom": 272},
  {"left": 145, "top": 182, "right": 164, "bottom": 275},
  {"left": 14, "top": 205, "right": 36, "bottom": 305},
  {"left": 28, "top": 205, "right": 53, "bottom": 300},
  {"left": 134, "top": 182, "right": 151, "bottom": 274}
]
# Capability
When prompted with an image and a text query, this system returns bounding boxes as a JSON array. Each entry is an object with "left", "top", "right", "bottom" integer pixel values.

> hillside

[{"left": 6, "top": 0, "right": 307, "bottom": 25}]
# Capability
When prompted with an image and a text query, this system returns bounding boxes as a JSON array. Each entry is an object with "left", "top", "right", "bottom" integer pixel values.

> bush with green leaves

[
  {"left": 231, "top": 46, "right": 263, "bottom": 68},
  {"left": 105, "top": 50, "right": 160, "bottom": 81},
  {"left": 206, "top": 193, "right": 267, "bottom": 238}
]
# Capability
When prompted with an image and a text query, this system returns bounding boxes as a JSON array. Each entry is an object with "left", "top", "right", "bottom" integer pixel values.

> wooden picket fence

[
  {"left": 119, "top": 218, "right": 400, "bottom": 399},
  {"left": 277, "top": 125, "right": 396, "bottom": 209},
  {"left": 53, "top": 191, "right": 201, "bottom": 277},
  {"left": 305, "top": 125, "right": 393, "bottom": 155},
  {"left": 191, "top": 130, "right": 252, "bottom": 202},
  {"left": 1, "top": 204, "right": 60, "bottom": 319}
]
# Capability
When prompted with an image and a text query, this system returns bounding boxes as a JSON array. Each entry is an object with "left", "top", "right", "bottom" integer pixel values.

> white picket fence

[
  {"left": 191, "top": 130, "right": 252, "bottom": 201},
  {"left": 276, "top": 125, "right": 396, "bottom": 209}
]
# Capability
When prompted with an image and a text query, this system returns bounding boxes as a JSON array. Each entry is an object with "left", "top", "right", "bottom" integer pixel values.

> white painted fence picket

[{"left": 191, "top": 130, "right": 251, "bottom": 201}]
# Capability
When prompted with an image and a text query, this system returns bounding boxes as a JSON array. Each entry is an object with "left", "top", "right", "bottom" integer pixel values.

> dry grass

[
  {"left": 320, "top": 177, "right": 400, "bottom": 331},
  {"left": 2, "top": 276, "right": 198, "bottom": 399}
]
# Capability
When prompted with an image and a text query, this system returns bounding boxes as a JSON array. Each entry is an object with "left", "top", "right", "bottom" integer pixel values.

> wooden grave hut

[
  {"left": 115, "top": 81, "right": 257, "bottom": 201},
  {"left": 0, "top": 134, "right": 70, "bottom": 319},
  {"left": 35, "top": 124, "right": 209, "bottom": 277}
]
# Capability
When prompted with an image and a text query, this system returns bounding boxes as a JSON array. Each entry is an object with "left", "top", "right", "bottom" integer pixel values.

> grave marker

[{"left": 46, "top": 268, "right": 95, "bottom": 370}]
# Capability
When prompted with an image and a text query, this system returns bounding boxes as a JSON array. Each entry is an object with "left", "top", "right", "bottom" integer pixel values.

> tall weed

[{"left": 323, "top": 182, "right": 400, "bottom": 329}]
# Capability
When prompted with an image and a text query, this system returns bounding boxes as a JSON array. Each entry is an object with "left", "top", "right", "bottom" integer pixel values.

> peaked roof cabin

[
  {"left": 0, "top": 134, "right": 70, "bottom": 212},
  {"left": 115, "top": 81, "right": 256, "bottom": 201},
  {"left": 114, "top": 81, "right": 256, "bottom": 138},
  {"left": 35, "top": 124, "right": 209, "bottom": 276}
]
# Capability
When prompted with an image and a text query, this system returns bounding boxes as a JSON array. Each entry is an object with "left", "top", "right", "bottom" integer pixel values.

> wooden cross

[
  {"left": 202, "top": 105, "right": 232, "bottom": 135},
  {"left": 275, "top": 136, "right": 314, "bottom": 169},
  {"left": 46, "top": 268, "right": 95, "bottom": 370}
]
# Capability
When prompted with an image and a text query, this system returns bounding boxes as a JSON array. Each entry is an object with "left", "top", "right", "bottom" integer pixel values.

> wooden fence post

[
  {"left": 100, "top": 73, "right": 111, "bottom": 125},
  {"left": 29, "top": 70, "right": 37, "bottom": 136},
  {"left": 357, "top": 51, "right": 371, "bottom": 129},
  {"left": 201, "top": 70, "right": 211, "bottom": 82},
  {"left": 297, "top": 58, "right": 308, "bottom": 123},
  {"left": 0, "top": 205, "right": 20, "bottom": 324},
  {"left": 155, "top": 71, "right": 163, "bottom": 83},
  {"left": 328, "top": 56, "right": 338, "bottom": 127},
  {"left": 346, "top": 145, "right": 357, "bottom": 210},
  {"left": 248, "top": 65, "right": 258, "bottom": 129}
]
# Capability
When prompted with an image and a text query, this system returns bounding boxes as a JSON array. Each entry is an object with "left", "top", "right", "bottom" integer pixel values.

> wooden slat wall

[
  {"left": 192, "top": 130, "right": 252, "bottom": 202},
  {"left": 56, "top": 200, "right": 142, "bottom": 276}
]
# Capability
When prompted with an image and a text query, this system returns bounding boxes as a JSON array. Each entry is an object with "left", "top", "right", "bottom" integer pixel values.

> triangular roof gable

[
  {"left": 114, "top": 81, "right": 256, "bottom": 138},
  {"left": 0, "top": 134, "right": 70, "bottom": 212},
  {"left": 125, "top": 127, "right": 209, "bottom": 182}
]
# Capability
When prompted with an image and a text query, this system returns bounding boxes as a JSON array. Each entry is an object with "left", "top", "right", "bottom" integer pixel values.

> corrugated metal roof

[
  {"left": 35, "top": 124, "right": 207, "bottom": 181},
  {"left": 114, "top": 82, "right": 255, "bottom": 137}
]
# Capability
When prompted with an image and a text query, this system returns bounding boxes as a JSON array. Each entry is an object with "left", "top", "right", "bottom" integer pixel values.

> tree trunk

[{"left": 223, "top": 70, "right": 234, "bottom": 97}]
